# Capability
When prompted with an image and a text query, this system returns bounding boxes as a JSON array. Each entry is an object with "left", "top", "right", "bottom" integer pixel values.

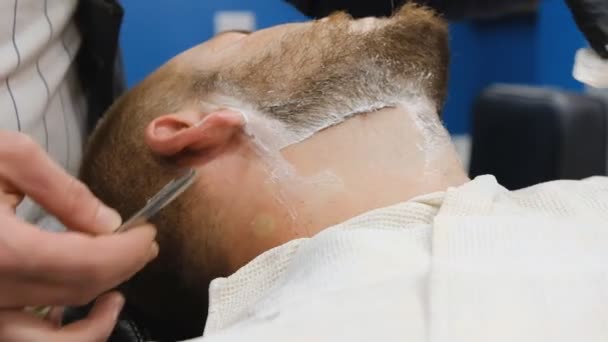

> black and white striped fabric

[{"left": 0, "top": 0, "right": 86, "bottom": 229}]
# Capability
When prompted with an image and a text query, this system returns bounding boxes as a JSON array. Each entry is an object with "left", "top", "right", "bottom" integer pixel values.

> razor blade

[
  {"left": 28, "top": 168, "right": 197, "bottom": 318},
  {"left": 115, "top": 168, "right": 197, "bottom": 233}
]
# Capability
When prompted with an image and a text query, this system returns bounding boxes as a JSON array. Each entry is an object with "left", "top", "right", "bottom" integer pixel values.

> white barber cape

[{"left": 189, "top": 175, "right": 608, "bottom": 342}]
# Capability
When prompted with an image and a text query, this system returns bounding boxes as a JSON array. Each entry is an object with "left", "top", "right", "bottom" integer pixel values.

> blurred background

[{"left": 119, "top": 0, "right": 607, "bottom": 190}]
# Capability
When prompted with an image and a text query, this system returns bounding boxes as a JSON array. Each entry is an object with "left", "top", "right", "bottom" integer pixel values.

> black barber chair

[{"left": 469, "top": 84, "right": 608, "bottom": 190}]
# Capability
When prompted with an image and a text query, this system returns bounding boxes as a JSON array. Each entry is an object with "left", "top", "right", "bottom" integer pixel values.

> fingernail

[
  {"left": 96, "top": 205, "right": 123, "bottom": 232},
  {"left": 148, "top": 242, "right": 159, "bottom": 260}
]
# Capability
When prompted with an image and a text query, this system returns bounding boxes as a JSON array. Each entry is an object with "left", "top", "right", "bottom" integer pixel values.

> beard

[{"left": 191, "top": 3, "right": 449, "bottom": 145}]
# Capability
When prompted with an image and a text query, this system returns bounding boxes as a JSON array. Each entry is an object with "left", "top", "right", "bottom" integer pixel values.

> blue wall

[
  {"left": 444, "top": 16, "right": 537, "bottom": 133},
  {"left": 120, "top": 0, "right": 586, "bottom": 135},
  {"left": 120, "top": 0, "right": 307, "bottom": 86},
  {"left": 442, "top": 1, "right": 585, "bottom": 134}
]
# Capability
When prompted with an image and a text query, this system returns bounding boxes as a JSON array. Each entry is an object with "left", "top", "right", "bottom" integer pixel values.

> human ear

[{"left": 145, "top": 109, "right": 245, "bottom": 159}]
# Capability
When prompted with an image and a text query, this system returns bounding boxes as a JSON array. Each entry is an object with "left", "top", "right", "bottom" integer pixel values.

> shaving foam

[
  {"left": 201, "top": 93, "right": 448, "bottom": 229},
  {"left": 398, "top": 97, "right": 452, "bottom": 167},
  {"left": 207, "top": 92, "right": 449, "bottom": 166},
  {"left": 208, "top": 94, "right": 410, "bottom": 150}
]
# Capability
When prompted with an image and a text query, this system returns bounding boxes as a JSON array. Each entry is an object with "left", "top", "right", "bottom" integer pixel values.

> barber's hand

[
  {"left": 0, "top": 130, "right": 158, "bottom": 309},
  {"left": 565, "top": 0, "right": 608, "bottom": 58},
  {"left": 0, "top": 292, "right": 124, "bottom": 341}
]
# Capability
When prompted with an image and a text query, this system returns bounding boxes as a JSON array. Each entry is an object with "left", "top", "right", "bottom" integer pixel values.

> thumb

[{"left": 0, "top": 132, "right": 122, "bottom": 234}]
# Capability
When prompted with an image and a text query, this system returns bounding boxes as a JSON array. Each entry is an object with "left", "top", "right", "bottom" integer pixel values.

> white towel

[{"left": 189, "top": 175, "right": 608, "bottom": 342}]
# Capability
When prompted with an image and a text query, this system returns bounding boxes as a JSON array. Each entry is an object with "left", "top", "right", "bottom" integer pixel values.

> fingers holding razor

[
  {"left": 0, "top": 130, "right": 158, "bottom": 308},
  {"left": 0, "top": 213, "right": 158, "bottom": 308}
]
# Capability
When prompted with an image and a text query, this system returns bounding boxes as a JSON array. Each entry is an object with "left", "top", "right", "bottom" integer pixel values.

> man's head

[{"left": 80, "top": 4, "right": 451, "bottom": 339}]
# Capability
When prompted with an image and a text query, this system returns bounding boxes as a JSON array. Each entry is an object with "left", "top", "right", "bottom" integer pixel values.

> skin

[{"left": 0, "top": 131, "right": 158, "bottom": 341}]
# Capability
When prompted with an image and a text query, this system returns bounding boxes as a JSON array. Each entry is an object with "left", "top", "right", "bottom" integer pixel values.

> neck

[
  {"left": 278, "top": 105, "right": 469, "bottom": 236},
  {"left": 213, "top": 104, "right": 469, "bottom": 272}
]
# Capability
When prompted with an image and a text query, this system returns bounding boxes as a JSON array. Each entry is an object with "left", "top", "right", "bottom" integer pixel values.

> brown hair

[{"left": 81, "top": 65, "right": 211, "bottom": 338}]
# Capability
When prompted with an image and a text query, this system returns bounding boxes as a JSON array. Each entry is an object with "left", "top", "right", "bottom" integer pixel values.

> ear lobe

[{"left": 145, "top": 109, "right": 245, "bottom": 157}]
